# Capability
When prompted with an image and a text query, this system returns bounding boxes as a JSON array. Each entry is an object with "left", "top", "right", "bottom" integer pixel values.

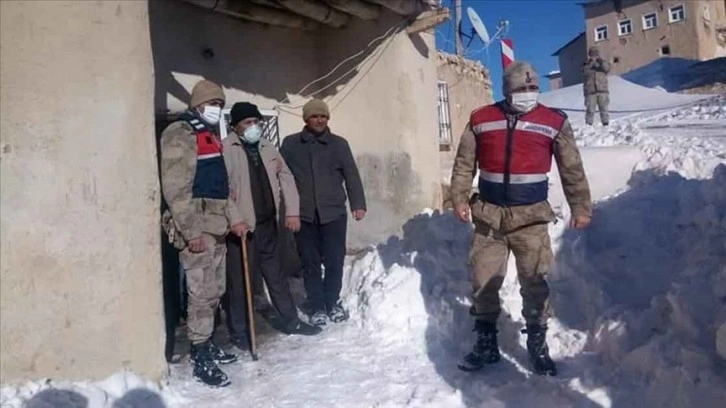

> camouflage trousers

[
  {"left": 585, "top": 92, "right": 610, "bottom": 125},
  {"left": 180, "top": 233, "right": 226, "bottom": 344},
  {"left": 470, "top": 221, "right": 553, "bottom": 325}
]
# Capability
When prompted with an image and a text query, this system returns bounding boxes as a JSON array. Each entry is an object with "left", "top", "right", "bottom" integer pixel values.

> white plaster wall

[
  {"left": 437, "top": 54, "right": 493, "bottom": 206},
  {"left": 437, "top": 54, "right": 493, "bottom": 164},
  {"left": 149, "top": 0, "right": 320, "bottom": 138},
  {"left": 151, "top": 2, "right": 443, "bottom": 249},
  {"left": 0, "top": 0, "right": 165, "bottom": 382},
  {"left": 314, "top": 19, "right": 443, "bottom": 248}
]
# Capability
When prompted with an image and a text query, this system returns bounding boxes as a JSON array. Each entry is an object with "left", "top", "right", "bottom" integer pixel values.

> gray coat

[{"left": 280, "top": 128, "right": 366, "bottom": 224}]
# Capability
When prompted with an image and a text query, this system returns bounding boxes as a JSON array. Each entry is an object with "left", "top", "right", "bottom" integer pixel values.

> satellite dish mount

[{"left": 458, "top": 6, "right": 509, "bottom": 53}]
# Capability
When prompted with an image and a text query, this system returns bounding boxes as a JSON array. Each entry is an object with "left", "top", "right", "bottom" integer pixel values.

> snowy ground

[{"left": 3, "top": 93, "right": 726, "bottom": 408}]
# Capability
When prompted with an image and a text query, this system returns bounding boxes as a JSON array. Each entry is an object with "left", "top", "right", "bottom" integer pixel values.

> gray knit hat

[
  {"left": 302, "top": 99, "right": 330, "bottom": 121},
  {"left": 502, "top": 61, "right": 539, "bottom": 95}
]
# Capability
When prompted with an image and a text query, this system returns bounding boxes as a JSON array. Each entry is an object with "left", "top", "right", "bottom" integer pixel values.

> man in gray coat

[
  {"left": 280, "top": 99, "right": 367, "bottom": 327},
  {"left": 583, "top": 45, "right": 611, "bottom": 126}
]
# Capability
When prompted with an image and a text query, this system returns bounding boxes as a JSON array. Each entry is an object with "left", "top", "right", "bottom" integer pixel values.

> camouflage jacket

[
  {"left": 583, "top": 57, "right": 611, "bottom": 95},
  {"left": 450, "top": 106, "right": 592, "bottom": 232},
  {"left": 160, "top": 115, "right": 229, "bottom": 247}
]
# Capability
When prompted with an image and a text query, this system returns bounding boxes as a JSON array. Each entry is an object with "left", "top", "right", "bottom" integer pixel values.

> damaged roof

[{"left": 179, "top": 0, "right": 442, "bottom": 31}]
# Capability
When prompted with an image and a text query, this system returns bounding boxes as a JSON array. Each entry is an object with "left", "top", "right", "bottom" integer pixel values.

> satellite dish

[{"left": 467, "top": 7, "right": 490, "bottom": 45}]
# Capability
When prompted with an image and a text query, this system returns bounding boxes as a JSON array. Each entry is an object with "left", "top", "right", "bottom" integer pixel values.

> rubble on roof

[{"left": 437, "top": 52, "right": 491, "bottom": 84}]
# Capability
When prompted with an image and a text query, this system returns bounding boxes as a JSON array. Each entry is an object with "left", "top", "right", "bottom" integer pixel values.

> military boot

[
  {"left": 458, "top": 321, "right": 501, "bottom": 372},
  {"left": 523, "top": 324, "right": 557, "bottom": 376},
  {"left": 190, "top": 341, "right": 237, "bottom": 365},
  {"left": 191, "top": 341, "right": 231, "bottom": 388}
]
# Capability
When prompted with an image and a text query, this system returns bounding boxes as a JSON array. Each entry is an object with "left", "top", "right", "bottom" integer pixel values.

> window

[
  {"left": 618, "top": 19, "right": 632, "bottom": 35},
  {"left": 669, "top": 5, "right": 685, "bottom": 23},
  {"left": 643, "top": 12, "right": 658, "bottom": 30},
  {"left": 595, "top": 25, "right": 609, "bottom": 42},
  {"left": 661, "top": 45, "right": 671, "bottom": 55}
]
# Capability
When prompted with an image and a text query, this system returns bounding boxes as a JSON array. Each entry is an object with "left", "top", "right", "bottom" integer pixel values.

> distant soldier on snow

[
  {"left": 450, "top": 61, "right": 593, "bottom": 376},
  {"left": 583, "top": 45, "right": 611, "bottom": 126}
]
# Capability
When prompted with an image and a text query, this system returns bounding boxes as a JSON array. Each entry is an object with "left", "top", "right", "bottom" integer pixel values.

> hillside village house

[
  {"left": 553, "top": 0, "right": 726, "bottom": 86},
  {"left": 1, "top": 0, "right": 496, "bottom": 385}
]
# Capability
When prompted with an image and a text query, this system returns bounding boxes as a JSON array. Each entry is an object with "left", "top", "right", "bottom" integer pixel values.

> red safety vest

[{"left": 470, "top": 103, "right": 566, "bottom": 205}]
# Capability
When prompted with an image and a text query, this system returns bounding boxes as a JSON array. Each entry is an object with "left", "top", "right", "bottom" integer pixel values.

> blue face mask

[{"left": 241, "top": 124, "right": 262, "bottom": 144}]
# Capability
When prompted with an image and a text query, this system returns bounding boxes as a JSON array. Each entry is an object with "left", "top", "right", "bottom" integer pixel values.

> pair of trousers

[
  {"left": 222, "top": 218, "right": 298, "bottom": 339},
  {"left": 585, "top": 92, "right": 610, "bottom": 125},
  {"left": 179, "top": 233, "right": 226, "bottom": 344},
  {"left": 469, "top": 221, "right": 553, "bottom": 325},
  {"left": 296, "top": 214, "right": 347, "bottom": 311}
]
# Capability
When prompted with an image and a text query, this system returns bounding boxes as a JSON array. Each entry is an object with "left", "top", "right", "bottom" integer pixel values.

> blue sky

[{"left": 435, "top": 0, "right": 587, "bottom": 100}]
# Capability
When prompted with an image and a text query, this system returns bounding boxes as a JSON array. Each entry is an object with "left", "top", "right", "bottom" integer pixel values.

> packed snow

[
  {"left": 538, "top": 76, "right": 714, "bottom": 122},
  {"left": 2, "top": 89, "right": 725, "bottom": 408}
]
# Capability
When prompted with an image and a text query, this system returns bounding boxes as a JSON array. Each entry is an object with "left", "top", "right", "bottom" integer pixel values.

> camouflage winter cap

[
  {"left": 189, "top": 79, "right": 226, "bottom": 108},
  {"left": 503, "top": 61, "right": 539, "bottom": 95}
]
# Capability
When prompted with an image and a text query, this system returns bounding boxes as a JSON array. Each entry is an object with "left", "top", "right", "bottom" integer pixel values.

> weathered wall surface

[
  {"left": 151, "top": 2, "right": 443, "bottom": 248},
  {"left": 558, "top": 34, "right": 587, "bottom": 87},
  {"left": 315, "top": 18, "right": 442, "bottom": 248},
  {"left": 692, "top": 0, "right": 726, "bottom": 60},
  {"left": 436, "top": 53, "right": 492, "bottom": 206},
  {"left": 149, "top": 0, "right": 320, "bottom": 139},
  {"left": 0, "top": 0, "right": 165, "bottom": 382},
  {"left": 585, "top": 0, "right": 726, "bottom": 76}
]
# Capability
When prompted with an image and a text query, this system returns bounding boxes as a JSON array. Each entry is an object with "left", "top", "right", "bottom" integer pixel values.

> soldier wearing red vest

[{"left": 450, "top": 61, "right": 592, "bottom": 375}]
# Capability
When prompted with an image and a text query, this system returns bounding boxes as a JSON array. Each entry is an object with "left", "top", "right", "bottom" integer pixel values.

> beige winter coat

[{"left": 223, "top": 134, "right": 299, "bottom": 232}]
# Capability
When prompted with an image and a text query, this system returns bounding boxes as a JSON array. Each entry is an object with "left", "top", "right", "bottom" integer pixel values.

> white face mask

[
  {"left": 241, "top": 124, "right": 262, "bottom": 144},
  {"left": 200, "top": 105, "right": 222, "bottom": 125},
  {"left": 510, "top": 92, "right": 539, "bottom": 112}
]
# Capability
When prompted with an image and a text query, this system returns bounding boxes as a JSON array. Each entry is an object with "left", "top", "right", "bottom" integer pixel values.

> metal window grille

[
  {"left": 437, "top": 81, "right": 452, "bottom": 146},
  {"left": 220, "top": 108, "right": 281, "bottom": 148}
]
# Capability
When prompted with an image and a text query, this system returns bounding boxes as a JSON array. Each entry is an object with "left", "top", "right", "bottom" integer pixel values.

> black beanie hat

[{"left": 230, "top": 102, "right": 263, "bottom": 126}]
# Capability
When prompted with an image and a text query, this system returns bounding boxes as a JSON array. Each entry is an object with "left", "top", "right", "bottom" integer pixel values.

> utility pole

[{"left": 454, "top": 0, "right": 463, "bottom": 56}]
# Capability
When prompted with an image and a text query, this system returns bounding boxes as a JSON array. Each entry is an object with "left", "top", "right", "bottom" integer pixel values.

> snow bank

[
  {"left": 0, "top": 372, "right": 167, "bottom": 408},
  {"left": 548, "top": 146, "right": 644, "bottom": 211},
  {"left": 3, "top": 95, "right": 725, "bottom": 408},
  {"left": 571, "top": 96, "right": 726, "bottom": 180},
  {"left": 551, "top": 164, "right": 726, "bottom": 407},
  {"left": 538, "top": 76, "right": 713, "bottom": 122},
  {"left": 344, "top": 167, "right": 726, "bottom": 407}
]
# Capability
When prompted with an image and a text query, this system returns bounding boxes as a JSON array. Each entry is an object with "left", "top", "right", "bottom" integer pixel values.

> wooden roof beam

[
  {"left": 180, "top": 0, "right": 321, "bottom": 31},
  {"left": 362, "top": 0, "right": 422, "bottom": 16},
  {"left": 324, "top": 0, "right": 381, "bottom": 20},
  {"left": 273, "top": 0, "right": 352, "bottom": 28},
  {"left": 406, "top": 8, "right": 450, "bottom": 35}
]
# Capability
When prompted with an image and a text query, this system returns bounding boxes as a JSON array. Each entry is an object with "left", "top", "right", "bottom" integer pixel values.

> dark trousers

[
  {"left": 296, "top": 214, "right": 347, "bottom": 311},
  {"left": 222, "top": 218, "right": 298, "bottom": 340}
]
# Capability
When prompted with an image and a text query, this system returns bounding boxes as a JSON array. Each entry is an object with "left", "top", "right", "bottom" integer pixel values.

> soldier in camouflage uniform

[
  {"left": 583, "top": 45, "right": 611, "bottom": 126},
  {"left": 450, "top": 61, "right": 592, "bottom": 376},
  {"left": 160, "top": 79, "right": 239, "bottom": 388}
]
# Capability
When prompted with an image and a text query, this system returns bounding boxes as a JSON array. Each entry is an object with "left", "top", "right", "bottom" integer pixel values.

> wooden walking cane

[{"left": 241, "top": 236, "right": 259, "bottom": 361}]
